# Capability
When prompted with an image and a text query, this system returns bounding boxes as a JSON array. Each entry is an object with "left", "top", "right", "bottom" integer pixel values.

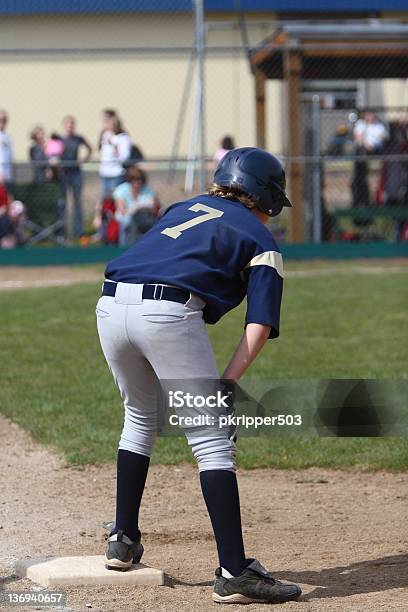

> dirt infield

[
  {"left": 0, "top": 266, "right": 103, "bottom": 289},
  {"left": 1, "top": 415, "right": 407, "bottom": 612}
]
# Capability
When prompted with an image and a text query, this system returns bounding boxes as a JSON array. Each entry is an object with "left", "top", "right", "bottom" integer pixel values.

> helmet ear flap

[
  {"left": 262, "top": 184, "right": 286, "bottom": 217},
  {"left": 269, "top": 202, "right": 284, "bottom": 217}
]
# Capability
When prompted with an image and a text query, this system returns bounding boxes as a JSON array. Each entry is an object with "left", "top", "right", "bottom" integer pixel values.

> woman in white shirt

[{"left": 99, "top": 109, "right": 132, "bottom": 198}]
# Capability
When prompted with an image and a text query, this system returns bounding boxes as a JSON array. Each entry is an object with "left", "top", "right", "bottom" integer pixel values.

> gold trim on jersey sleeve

[{"left": 244, "top": 251, "right": 284, "bottom": 278}]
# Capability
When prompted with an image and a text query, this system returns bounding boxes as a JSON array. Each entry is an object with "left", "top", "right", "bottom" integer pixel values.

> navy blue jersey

[{"left": 105, "top": 195, "right": 284, "bottom": 338}]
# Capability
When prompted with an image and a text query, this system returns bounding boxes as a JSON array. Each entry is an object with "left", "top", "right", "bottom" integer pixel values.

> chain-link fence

[
  {"left": 301, "top": 104, "right": 408, "bottom": 243},
  {"left": 0, "top": 9, "right": 407, "bottom": 247}
]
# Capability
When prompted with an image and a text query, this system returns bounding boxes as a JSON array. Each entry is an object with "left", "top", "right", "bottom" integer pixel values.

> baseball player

[{"left": 96, "top": 147, "right": 302, "bottom": 604}]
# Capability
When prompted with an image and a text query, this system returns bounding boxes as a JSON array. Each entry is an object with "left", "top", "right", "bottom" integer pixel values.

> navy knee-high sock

[
  {"left": 200, "top": 470, "right": 247, "bottom": 576},
  {"left": 114, "top": 449, "right": 150, "bottom": 542}
]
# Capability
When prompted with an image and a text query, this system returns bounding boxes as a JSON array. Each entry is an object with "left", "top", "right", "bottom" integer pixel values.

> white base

[{"left": 15, "top": 556, "right": 164, "bottom": 587}]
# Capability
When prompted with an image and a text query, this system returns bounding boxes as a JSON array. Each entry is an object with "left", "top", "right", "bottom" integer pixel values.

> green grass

[{"left": 1, "top": 265, "right": 407, "bottom": 469}]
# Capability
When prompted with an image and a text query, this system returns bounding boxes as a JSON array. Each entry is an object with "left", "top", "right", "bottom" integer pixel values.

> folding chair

[{"left": 13, "top": 182, "right": 65, "bottom": 245}]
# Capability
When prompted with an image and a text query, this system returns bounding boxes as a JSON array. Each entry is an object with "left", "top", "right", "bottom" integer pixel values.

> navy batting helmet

[{"left": 213, "top": 147, "right": 292, "bottom": 217}]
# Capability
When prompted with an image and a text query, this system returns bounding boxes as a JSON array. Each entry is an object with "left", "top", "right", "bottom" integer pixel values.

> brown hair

[
  {"left": 99, "top": 109, "right": 127, "bottom": 145},
  {"left": 30, "top": 125, "right": 44, "bottom": 142},
  {"left": 102, "top": 108, "right": 117, "bottom": 119},
  {"left": 221, "top": 135, "right": 235, "bottom": 150},
  {"left": 127, "top": 166, "right": 147, "bottom": 185},
  {"left": 113, "top": 116, "right": 126, "bottom": 135},
  {"left": 206, "top": 183, "right": 259, "bottom": 210}
]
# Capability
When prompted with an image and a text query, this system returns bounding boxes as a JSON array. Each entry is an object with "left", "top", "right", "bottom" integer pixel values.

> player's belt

[{"left": 102, "top": 281, "right": 190, "bottom": 304}]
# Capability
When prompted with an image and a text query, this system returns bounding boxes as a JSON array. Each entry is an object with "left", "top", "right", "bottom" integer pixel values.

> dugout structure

[{"left": 250, "top": 22, "right": 408, "bottom": 243}]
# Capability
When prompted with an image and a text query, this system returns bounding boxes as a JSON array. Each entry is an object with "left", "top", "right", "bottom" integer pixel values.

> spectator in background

[
  {"left": 8, "top": 200, "right": 26, "bottom": 245},
  {"left": 351, "top": 112, "right": 389, "bottom": 208},
  {"left": 29, "top": 126, "right": 52, "bottom": 183},
  {"left": 377, "top": 121, "right": 408, "bottom": 207},
  {"left": 46, "top": 132, "right": 64, "bottom": 160},
  {"left": 45, "top": 132, "right": 64, "bottom": 182},
  {"left": 113, "top": 165, "right": 160, "bottom": 245},
  {"left": 376, "top": 121, "right": 408, "bottom": 241},
  {"left": 214, "top": 135, "right": 235, "bottom": 165},
  {"left": 0, "top": 199, "right": 26, "bottom": 248},
  {"left": 0, "top": 180, "right": 9, "bottom": 208},
  {"left": 29, "top": 128, "right": 65, "bottom": 236},
  {"left": 61, "top": 115, "right": 92, "bottom": 238},
  {"left": 0, "top": 110, "right": 14, "bottom": 197},
  {"left": 99, "top": 109, "right": 131, "bottom": 198},
  {"left": 353, "top": 111, "right": 388, "bottom": 154},
  {"left": 326, "top": 123, "right": 350, "bottom": 156},
  {"left": 0, "top": 205, "right": 15, "bottom": 248}
]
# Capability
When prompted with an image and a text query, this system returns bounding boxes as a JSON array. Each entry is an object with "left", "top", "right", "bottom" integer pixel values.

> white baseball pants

[{"left": 96, "top": 282, "right": 237, "bottom": 472}]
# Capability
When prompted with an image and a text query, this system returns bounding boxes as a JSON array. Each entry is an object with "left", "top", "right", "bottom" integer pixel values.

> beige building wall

[
  {"left": 0, "top": 13, "right": 404, "bottom": 162},
  {"left": 382, "top": 80, "right": 408, "bottom": 109},
  {"left": 0, "top": 13, "right": 282, "bottom": 162}
]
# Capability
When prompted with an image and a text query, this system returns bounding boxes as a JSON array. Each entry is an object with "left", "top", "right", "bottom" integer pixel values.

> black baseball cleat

[
  {"left": 212, "top": 559, "right": 301, "bottom": 604},
  {"left": 105, "top": 529, "right": 144, "bottom": 571}
]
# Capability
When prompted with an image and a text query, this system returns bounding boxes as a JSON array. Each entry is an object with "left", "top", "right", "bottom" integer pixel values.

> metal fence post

[
  {"left": 185, "top": 0, "right": 206, "bottom": 194},
  {"left": 312, "top": 94, "right": 322, "bottom": 244},
  {"left": 195, "top": 0, "right": 206, "bottom": 193}
]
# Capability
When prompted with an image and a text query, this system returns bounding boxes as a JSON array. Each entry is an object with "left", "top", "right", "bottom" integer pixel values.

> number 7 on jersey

[{"left": 161, "top": 203, "right": 224, "bottom": 239}]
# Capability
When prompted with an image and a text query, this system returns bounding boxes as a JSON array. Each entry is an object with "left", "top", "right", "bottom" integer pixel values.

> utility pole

[{"left": 195, "top": 0, "right": 206, "bottom": 192}]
